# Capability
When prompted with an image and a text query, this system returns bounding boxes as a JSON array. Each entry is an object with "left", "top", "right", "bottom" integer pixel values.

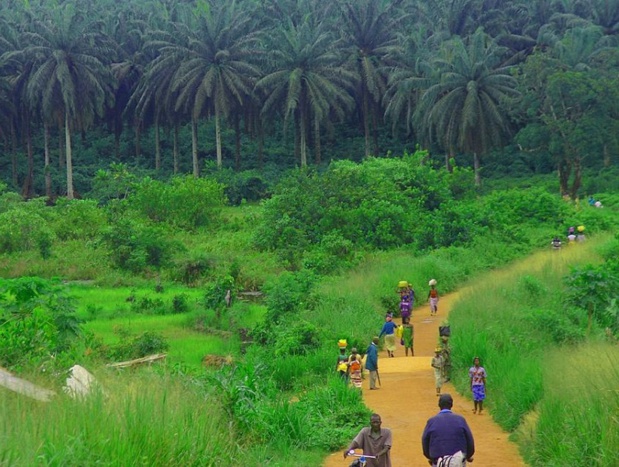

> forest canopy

[{"left": 0, "top": 0, "right": 618, "bottom": 199}]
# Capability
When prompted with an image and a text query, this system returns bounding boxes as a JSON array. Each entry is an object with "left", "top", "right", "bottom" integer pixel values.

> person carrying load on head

[
  {"left": 397, "top": 280, "right": 415, "bottom": 305},
  {"left": 399, "top": 296, "right": 412, "bottom": 322},
  {"left": 337, "top": 339, "right": 349, "bottom": 382},
  {"left": 428, "top": 279, "right": 439, "bottom": 316}
]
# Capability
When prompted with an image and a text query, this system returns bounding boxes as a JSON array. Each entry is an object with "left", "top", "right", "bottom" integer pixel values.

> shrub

[
  {"left": 107, "top": 331, "right": 169, "bottom": 361},
  {"left": 0, "top": 209, "right": 55, "bottom": 256},
  {"left": 99, "top": 219, "right": 180, "bottom": 272},
  {"left": 129, "top": 176, "right": 226, "bottom": 230},
  {"left": 273, "top": 321, "right": 322, "bottom": 357},
  {"left": 0, "top": 277, "right": 81, "bottom": 370},
  {"left": 51, "top": 199, "right": 107, "bottom": 241}
]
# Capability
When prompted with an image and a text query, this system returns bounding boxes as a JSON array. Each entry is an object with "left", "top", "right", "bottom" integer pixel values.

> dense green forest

[
  {"left": 1, "top": 1, "right": 619, "bottom": 465},
  {"left": 1, "top": 0, "right": 618, "bottom": 200}
]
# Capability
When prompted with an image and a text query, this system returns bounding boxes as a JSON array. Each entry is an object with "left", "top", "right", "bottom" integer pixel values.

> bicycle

[{"left": 345, "top": 450, "right": 377, "bottom": 467}]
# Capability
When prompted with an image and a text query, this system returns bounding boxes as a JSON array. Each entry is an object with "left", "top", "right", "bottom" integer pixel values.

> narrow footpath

[{"left": 322, "top": 292, "right": 527, "bottom": 467}]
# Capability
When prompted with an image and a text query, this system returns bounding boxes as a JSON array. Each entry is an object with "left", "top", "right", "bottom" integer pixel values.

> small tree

[{"left": 564, "top": 265, "right": 619, "bottom": 335}]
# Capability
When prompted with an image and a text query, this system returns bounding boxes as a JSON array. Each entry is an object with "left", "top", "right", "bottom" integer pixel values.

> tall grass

[
  {"left": 448, "top": 234, "right": 617, "bottom": 463},
  {"left": 532, "top": 345, "right": 619, "bottom": 466},
  {"left": 0, "top": 371, "right": 241, "bottom": 466}
]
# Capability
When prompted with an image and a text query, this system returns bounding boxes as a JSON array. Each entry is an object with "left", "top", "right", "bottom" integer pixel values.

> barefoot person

[
  {"left": 344, "top": 413, "right": 392, "bottom": 467},
  {"left": 379, "top": 315, "right": 397, "bottom": 358},
  {"left": 422, "top": 394, "right": 475, "bottom": 467},
  {"left": 365, "top": 337, "right": 380, "bottom": 390},
  {"left": 469, "top": 356, "right": 487, "bottom": 414},
  {"left": 431, "top": 347, "right": 444, "bottom": 396},
  {"left": 401, "top": 317, "right": 414, "bottom": 356},
  {"left": 428, "top": 279, "right": 439, "bottom": 316}
]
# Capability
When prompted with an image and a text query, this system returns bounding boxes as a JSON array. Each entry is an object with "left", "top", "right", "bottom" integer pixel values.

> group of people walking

[
  {"left": 339, "top": 279, "right": 487, "bottom": 466},
  {"left": 343, "top": 359, "right": 486, "bottom": 466}
]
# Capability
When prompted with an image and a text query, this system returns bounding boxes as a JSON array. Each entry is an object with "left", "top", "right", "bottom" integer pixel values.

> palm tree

[
  {"left": 255, "top": 18, "right": 355, "bottom": 167},
  {"left": 169, "top": 0, "right": 263, "bottom": 173},
  {"left": 415, "top": 28, "right": 520, "bottom": 185},
  {"left": 20, "top": 5, "right": 115, "bottom": 199},
  {"left": 336, "top": 0, "right": 404, "bottom": 157}
]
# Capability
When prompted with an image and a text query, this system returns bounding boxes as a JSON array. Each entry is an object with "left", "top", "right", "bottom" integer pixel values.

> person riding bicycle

[
  {"left": 344, "top": 413, "right": 392, "bottom": 467},
  {"left": 422, "top": 394, "right": 475, "bottom": 466}
]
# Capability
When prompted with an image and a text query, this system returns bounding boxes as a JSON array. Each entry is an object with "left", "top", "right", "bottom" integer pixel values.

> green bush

[
  {"left": 51, "top": 199, "right": 107, "bottom": 241},
  {"left": 107, "top": 331, "right": 169, "bottom": 361},
  {"left": 129, "top": 176, "right": 226, "bottom": 230},
  {"left": 100, "top": 219, "right": 180, "bottom": 273},
  {"left": 273, "top": 321, "right": 322, "bottom": 357},
  {"left": 0, "top": 277, "right": 81, "bottom": 370},
  {"left": 0, "top": 208, "right": 55, "bottom": 256}
]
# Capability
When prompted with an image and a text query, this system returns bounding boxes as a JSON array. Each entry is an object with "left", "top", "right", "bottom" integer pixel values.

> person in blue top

[
  {"left": 365, "top": 337, "right": 380, "bottom": 390},
  {"left": 422, "top": 394, "right": 475, "bottom": 466},
  {"left": 379, "top": 315, "right": 398, "bottom": 357}
]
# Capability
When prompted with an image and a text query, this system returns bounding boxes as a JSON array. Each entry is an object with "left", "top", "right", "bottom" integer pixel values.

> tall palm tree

[
  {"left": 415, "top": 28, "right": 520, "bottom": 185},
  {"left": 255, "top": 18, "right": 355, "bottom": 167},
  {"left": 336, "top": 0, "right": 404, "bottom": 157},
  {"left": 170, "top": 0, "right": 262, "bottom": 173},
  {"left": 20, "top": 5, "right": 115, "bottom": 199}
]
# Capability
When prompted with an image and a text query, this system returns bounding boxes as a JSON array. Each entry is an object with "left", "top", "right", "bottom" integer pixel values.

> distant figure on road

[
  {"left": 428, "top": 280, "right": 439, "bottom": 316},
  {"left": 469, "top": 357, "right": 487, "bottom": 414},
  {"left": 365, "top": 337, "right": 380, "bottom": 390},
  {"left": 379, "top": 315, "right": 398, "bottom": 358},
  {"left": 401, "top": 317, "right": 414, "bottom": 356},
  {"left": 432, "top": 347, "right": 444, "bottom": 396},
  {"left": 422, "top": 393, "right": 475, "bottom": 467},
  {"left": 344, "top": 413, "right": 392, "bottom": 467}
]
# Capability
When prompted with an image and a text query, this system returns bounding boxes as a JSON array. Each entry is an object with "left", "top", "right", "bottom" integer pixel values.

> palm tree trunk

[
  {"left": 173, "top": 123, "right": 179, "bottom": 174},
  {"left": 65, "top": 112, "right": 74, "bottom": 200},
  {"left": 363, "top": 90, "right": 371, "bottom": 158},
  {"left": 258, "top": 119, "right": 264, "bottom": 169},
  {"left": 473, "top": 152, "right": 481, "bottom": 187},
  {"left": 154, "top": 118, "right": 161, "bottom": 170},
  {"left": 11, "top": 123, "right": 18, "bottom": 186},
  {"left": 191, "top": 116, "right": 199, "bottom": 177},
  {"left": 135, "top": 120, "right": 141, "bottom": 159},
  {"left": 58, "top": 129, "right": 65, "bottom": 169},
  {"left": 446, "top": 149, "right": 454, "bottom": 173},
  {"left": 300, "top": 113, "right": 308, "bottom": 167},
  {"left": 44, "top": 124, "right": 52, "bottom": 199},
  {"left": 234, "top": 114, "right": 241, "bottom": 171},
  {"left": 569, "top": 157, "right": 582, "bottom": 200},
  {"left": 314, "top": 116, "right": 321, "bottom": 165},
  {"left": 215, "top": 112, "right": 222, "bottom": 169},
  {"left": 21, "top": 123, "right": 34, "bottom": 199}
]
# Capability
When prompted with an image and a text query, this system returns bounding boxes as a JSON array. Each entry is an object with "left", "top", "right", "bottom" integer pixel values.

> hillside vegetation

[{"left": 0, "top": 155, "right": 618, "bottom": 465}]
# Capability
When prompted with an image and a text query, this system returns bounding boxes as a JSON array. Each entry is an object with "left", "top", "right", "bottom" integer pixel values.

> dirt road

[{"left": 322, "top": 292, "right": 527, "bottom": 467}]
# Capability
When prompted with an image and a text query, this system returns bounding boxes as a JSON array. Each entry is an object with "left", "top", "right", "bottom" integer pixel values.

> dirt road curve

[{"left": 322, "top": 293, "right": 527, "bottom": 467}]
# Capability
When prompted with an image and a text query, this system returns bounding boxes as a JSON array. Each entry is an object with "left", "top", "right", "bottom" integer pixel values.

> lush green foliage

[{"left": 0, "top": 277, "right": 81, "bottom": 371}]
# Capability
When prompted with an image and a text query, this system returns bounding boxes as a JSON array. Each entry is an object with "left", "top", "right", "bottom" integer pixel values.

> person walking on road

[
  {"left": 422, "top": 393, "right": 475, "bottom": 467},
  {"left": 428, "top": 280, "right": 439, "bottom": 316},
  {"left": 431, "top": 347, "right": 444, "bottom": 396},
  {"left": 469, "top": 356, "right": 487, "bottom": 414},
  {"left": 379, "top": 315, "right": 398, "bottom": 357},
  {"left": 401, "top": 317, "right": 414, "bottom": 356},
  {"left": 344, "top": 413, "right": 392, "bottom": 467},
  {"left": 365, "top": 337, "right": 380, "bottom": 390}
]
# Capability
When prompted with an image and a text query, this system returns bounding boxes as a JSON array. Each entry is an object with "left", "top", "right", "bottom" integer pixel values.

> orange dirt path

[{"left": 322, "top": 292, "right": 527, "bottom": 467}]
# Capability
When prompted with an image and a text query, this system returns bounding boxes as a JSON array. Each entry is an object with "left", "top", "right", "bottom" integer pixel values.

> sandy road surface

[{"left": 322, "top": 293, "right": 527, "bottom": 467}]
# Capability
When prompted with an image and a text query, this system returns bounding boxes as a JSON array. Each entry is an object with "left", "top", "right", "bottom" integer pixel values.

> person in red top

[{"left": 428, "top": 280, "right": 439, "bottom": 316}]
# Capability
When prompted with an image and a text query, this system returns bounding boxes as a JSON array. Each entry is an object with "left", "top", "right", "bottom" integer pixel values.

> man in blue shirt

[
  {"left": 421, "top": 393, "right": 475, "bottom": 466},
  {"left": 365, "top": 337, "right": 380, "bottom": 390}
]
